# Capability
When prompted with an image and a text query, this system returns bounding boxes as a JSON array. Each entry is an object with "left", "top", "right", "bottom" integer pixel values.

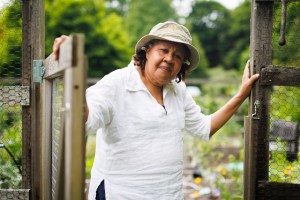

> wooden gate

[
  {"left": 39, "top": 35, "right": 87, "bottom": 200},
  {"left": 245, "top": 0, "right": 300, "bottom": 199}
]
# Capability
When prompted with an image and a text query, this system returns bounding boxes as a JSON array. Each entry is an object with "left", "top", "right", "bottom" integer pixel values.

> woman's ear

[
  {"left": 145, "top": 42, "right": 153, "bottom": 59},
  {"left": 145, "top": 46, "right": 151, "bottom": 59}
]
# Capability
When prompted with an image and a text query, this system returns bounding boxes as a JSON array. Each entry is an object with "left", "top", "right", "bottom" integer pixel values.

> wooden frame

[
  {"left": 245, "top": 0, "right": 274, "bottom": 199},
  {"left": 246, "top": 1, "right": 300, "bottom": 199},
  {"left": 22, "top": 1, "right": 87, "bottom": 199},
  {"left": 260, "top": 66, "right": 300, "bottom": 86},
  {"left": 40, "top": 35, "right": 86, "bottom": 200},
  {"left": 22, "top": 0, "right": 45, "bottom": 198}
]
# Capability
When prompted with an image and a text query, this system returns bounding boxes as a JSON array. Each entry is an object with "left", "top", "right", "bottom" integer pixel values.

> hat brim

[{"left": 135, "top": 34, "right": 200, "bottom": 72}]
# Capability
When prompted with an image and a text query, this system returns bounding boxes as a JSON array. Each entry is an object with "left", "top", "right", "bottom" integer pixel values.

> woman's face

[{"left": 144, "top": 40, "right": 186, "bottom": 87}]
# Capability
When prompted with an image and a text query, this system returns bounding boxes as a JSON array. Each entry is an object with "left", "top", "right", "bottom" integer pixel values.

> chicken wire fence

[
  {"left": 51, "top": 77, "right": 64, "bottom": 200},
  {"left": 268, "top": 0, "right": 300, "bottom": 184},
  {"left": 0, "top": 0, "right": 23, "bottom": 191}
]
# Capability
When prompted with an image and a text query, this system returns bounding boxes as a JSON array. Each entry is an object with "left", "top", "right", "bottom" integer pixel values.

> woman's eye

[
  {"left": 175, "top": 54, "right": 183, "bottom": 61},
  {"left": 160, "top": 49, "right": 168, "bottom": 53}
]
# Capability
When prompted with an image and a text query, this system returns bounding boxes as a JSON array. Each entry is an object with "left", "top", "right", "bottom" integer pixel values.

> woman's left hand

[
  {"left": 239, "top": 60, "right": 260, "bottom": 99},
  {"left": 210, "top": 60, "right": 259, "bottom": 135}
]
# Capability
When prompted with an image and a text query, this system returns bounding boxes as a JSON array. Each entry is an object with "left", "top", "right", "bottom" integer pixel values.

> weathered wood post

[
  {"left": 244, "top": 0, "right": 274, "bottom": 199},
  {"left": 22, "top": 0, "right": 45, "bottom": 199}
]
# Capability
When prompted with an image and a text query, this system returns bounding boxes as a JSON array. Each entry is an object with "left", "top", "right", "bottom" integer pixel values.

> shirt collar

[{"left": 126, "top": 61, "right": 178, "bottom": 94}]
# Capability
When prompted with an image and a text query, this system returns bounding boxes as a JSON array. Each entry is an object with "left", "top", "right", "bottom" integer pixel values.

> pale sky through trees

[{"left": 215, "top": 0, "right": 244, "bottom": 9}]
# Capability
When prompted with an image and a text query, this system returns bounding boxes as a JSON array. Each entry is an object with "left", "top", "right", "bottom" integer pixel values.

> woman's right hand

[{"left": 52, "top": 35, "right": 69, "bottom": 60}]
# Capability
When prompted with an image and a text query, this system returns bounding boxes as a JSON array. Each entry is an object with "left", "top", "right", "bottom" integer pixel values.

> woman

[{"left": 53, "top": 21, "right": 259, "bottom": 200}]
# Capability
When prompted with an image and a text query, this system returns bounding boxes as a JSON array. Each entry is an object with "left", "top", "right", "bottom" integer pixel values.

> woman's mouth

[{"left": 159, "top": 66, "right": 172, "bottom": 73}]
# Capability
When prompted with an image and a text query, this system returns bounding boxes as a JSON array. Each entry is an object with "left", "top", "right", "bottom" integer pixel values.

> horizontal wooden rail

[
  {"left": 260, "top": 65, "right": 300, "bottom": 86},
  {"left": 257, "top": 181, "right": 300, "bottom": 199},
  {"left": 43, "top": 36, "right": 73, "bottom": 80}
]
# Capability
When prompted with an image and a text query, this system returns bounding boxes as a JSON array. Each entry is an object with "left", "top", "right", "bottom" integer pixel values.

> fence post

[
  {"left": 22, "top": 0, "right": 45, "bottom": 199},
  {"left": 245, "top": 0, "right": 274, "bottom": 199}
]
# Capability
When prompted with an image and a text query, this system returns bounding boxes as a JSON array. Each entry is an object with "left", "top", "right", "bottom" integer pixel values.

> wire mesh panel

[
  {"left": 259, "top": 0, "right": 300, "bottom": 199},
  {"left": 0, "top": 0, "right": 22, "bottom": 81},
  {"left": 0, "top": 0, "right": 23, "bottom": 189},
  {"left": 248, "top": 0, "right": 300, "bottom": 199},
  {"left": 268, "top": 1, "right": 300, "bottom": 185},
  {"left": 0, "top": 189, "right": 29, "bottom": 200},
  {"left": 269, "top": 86, "right": 300, "bottom": 184},
  {"left": 51, "top": 77, "right": 64, "bottom": 200},
  {"left": 272, "top": 0, "right": 300, "bottom": 67}
]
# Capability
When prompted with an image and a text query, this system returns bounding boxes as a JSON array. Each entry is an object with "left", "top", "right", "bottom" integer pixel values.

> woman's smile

[{"left": 158, "top": 65, "right": 173, "bottom": 73}]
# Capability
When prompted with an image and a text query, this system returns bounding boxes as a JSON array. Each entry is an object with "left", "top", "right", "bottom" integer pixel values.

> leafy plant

[
  {"left": 0, "top": 106, "right": 22, "bottom": 189},
  {"left": 85, "top": 134, "right": 96, "bottom": 179},
  {"left": 184, "top": 67, "right": 246, "bottom": 199},
  {"left": 269, "top": 139, "right": 300, "bottom": 184}
]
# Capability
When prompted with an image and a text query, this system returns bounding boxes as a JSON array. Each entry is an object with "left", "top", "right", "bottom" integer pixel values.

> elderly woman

[{"left": 53, "top": 21, "right": 259, "bottom": 200}]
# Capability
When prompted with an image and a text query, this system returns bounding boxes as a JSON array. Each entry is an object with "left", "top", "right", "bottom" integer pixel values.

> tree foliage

[
  {"left": 0, "top": 107, "right": 22, "bottom": 189},
  {"left": 187, "top": 0, "right": 251, "bottom": 70},
  {"left": 222, "top": 0, "right": 251, "bottom": 69},
  {"left": 126, "top": 0, "right": 178, "bottom": 48},
  {"left": 0, "top": 0, "right": 210, "bottom": 78},
  {"left": 187, "top": 0, "right": 230, "bottom": 68},
  {"left": 105, "top": 0, "right": 131, "bottom": 16},
  {"left": 186, "top": 31, "right": 209, "bottom": 78},
  {"left": 45, "top": 0, "right": 132, "bottom": 77}
]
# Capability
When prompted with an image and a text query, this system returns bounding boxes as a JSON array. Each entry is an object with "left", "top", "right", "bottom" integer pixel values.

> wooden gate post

[
  {"left": 22, "top": 0, "right": 45, "bottom": 199},
  {"left": 244, "top": 0, "right": 274, "bottom": 199}
]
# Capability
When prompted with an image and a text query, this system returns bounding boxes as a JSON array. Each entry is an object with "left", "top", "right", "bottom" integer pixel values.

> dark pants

[{"left": 95, "top": 180, "right": 106, "bottom": 200}]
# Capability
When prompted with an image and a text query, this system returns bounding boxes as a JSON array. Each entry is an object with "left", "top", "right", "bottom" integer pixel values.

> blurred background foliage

[
  {"left": 0, "top": 106, "right": 22, "bottom": 188},
  {"left": 0, "top": 0, "right": 254, "bottom": 79},
  {"left": 1, "top": 0, "right": 299, "bottom": 77}
]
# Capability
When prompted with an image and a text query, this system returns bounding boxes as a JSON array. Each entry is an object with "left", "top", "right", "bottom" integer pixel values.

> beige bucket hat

[{"left": 135, "top": 21, "right": 200, "bottom": 72}]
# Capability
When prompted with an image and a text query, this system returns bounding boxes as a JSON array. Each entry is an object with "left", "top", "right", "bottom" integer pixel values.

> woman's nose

[{"left": 163, "top": 53, "right": 174, "bottom": 63}]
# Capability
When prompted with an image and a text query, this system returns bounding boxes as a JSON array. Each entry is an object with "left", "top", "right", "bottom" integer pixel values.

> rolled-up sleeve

[
  {"left": 86, "top": 77, "right": 115, "bottom": 131},
  {"left": 184, "top": 91, "right": 211, "bottom": 141}
]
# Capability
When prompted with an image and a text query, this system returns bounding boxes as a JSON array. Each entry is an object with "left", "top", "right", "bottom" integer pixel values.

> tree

[
  {"left": 126, "top": 0, "right": 178, "bottom": 48},
  {"left": 187, "top": 0, "right": 230, "bottom": 68},
  {"left": 186, "top": 31, "right": 209, "bottom": 78},
  {"left": 105, "top": 0, "right": 131, "bottom": 16},
  {"left": 222, "top": 0, "right": 251, "bottom": 70},
  {"left": 45, "top": 0, "right": 132, "bottom": 77},
  {"left": 187, "top": 0, "right": 252, "bottom": 70}
]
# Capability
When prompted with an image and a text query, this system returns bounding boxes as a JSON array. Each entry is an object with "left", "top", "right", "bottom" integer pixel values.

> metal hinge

[{"left": 33, "top": 60, "right": 45, "bottom": 83}]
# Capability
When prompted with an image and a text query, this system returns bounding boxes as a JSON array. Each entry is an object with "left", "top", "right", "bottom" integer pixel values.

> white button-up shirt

[{"left": 87, "top": 62, "right": 211, "bottom": 200}]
